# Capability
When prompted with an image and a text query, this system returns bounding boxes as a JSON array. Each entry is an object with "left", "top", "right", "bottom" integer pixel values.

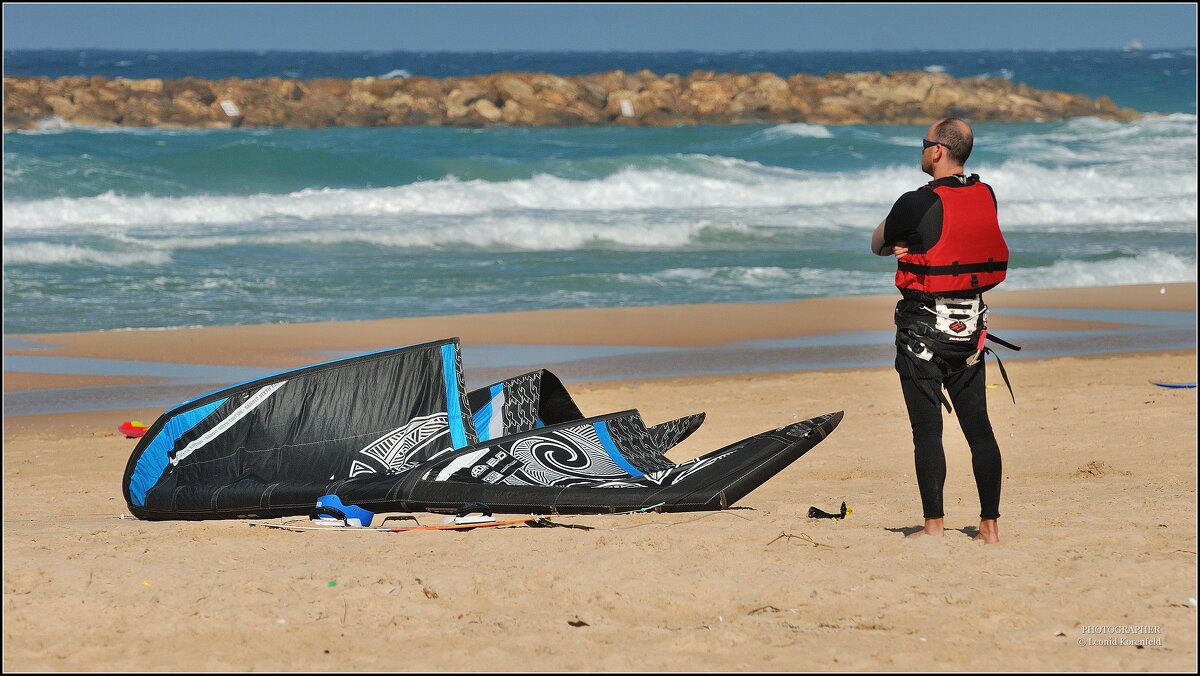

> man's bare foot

[
  {"left": 906, "top": 517, "right": 944, "bottom": 539},
  {"left": 974, "top": 518, "right": 1000, "bottom": 544}
]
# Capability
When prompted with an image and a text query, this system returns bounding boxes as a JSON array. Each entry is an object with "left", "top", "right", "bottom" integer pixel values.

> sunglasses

[{"left": 922, "top": 138, "right": 946, "bottom": 150}]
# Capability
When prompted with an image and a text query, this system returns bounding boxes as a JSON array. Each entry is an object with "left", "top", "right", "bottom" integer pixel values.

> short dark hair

[{"left": 933, "top": 118, "right": 973, "bottom": 165}]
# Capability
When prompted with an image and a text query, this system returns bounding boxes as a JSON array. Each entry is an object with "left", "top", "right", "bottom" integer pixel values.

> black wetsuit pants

[{"left": 899, "top": 360, "right": 1002, "bottom": 520}]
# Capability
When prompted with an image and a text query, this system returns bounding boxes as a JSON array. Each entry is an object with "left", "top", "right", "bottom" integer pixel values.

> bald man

[{"left": 871, "top": 118, "right": 1012, "bottom": 545}]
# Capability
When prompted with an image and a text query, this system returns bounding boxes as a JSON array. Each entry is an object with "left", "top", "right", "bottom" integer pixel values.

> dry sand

[{"left": 3, "top": 284, "right": 1197, "bottom": 671}]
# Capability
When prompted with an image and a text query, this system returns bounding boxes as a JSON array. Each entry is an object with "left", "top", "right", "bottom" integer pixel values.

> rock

[
  {"left": 593, "top": 70, "right": 629, "bottom": 94},
  {"left": 577, "top": 79, "right": 610, "bottom": 108},
  {"left": 305, "top": 78, "right": 349, "bottom": 99},
  {"left": 686, "top": 80, "right": 734, "bottom": 115},
  {"left": 537, "top": 104, "right": 593, "bottom": 127},
  {"left": 605, "top": 89, "right": 641, "bottom": 120},
  {"left": 166, "top": 93, "right": 211, "bottom": 124},
  {"left": 402, "top": 76, "right": 444, "bottom": 99},
  {"left": 2, "top": 71, "right": 1143, "bottom": 130},
  {"left": 531, "top": 74, "right": 580, "bottom": 104},
  {"left": 500, "top": 99, "right": 524, "bottom": 124},
  {"left": 445, "top": 99, "right": 469, "bottom": 120},
  {"left": 813, "top": 96, "right": 866, "bottom": 124},
  {"left": 730, "top": 89, "right": 768, "bottom": 115},
  {"left": 407, "top": 96, "right": 444, "bottom": 125},
  {"left": 447, "top": 81, "right": 488, "bottom": 108},
  {"left": 538, "top": 87, "right": 570, "bottom": 108},
  {"left": 43, "top": 95, "right": 77, "bottom": 118},
  {"left": 127, "top": 78, "right": 164, "bottom": 93},
  {"left": 472, "top": 98, "right": 503, "bottom": 122},
  {"left": 494, "top": 75, "right": 538, "bottom": 106}
]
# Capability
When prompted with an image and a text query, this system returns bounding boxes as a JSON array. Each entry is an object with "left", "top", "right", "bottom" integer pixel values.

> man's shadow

[{"left": 884, "top": 525, "right": 979, "bottom": 538}]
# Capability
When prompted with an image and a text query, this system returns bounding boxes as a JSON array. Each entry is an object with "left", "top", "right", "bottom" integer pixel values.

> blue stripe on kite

[
  {"left": 129, "top": 398, "right": 227, "bottom": 507},
  {"left": 442, "top": 344, "right": 467, "bottom": 449},
  {"left": 472, "top": 384, "right": 506, "bottom": 442},
  {"left": 593, "top": 421, "right": 643, "bottom": 478},
  {"left": 472, "top": 403, "right": 493, "bottom": 442}
]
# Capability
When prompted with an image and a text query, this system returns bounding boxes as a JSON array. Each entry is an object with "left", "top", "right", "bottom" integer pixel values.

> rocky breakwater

[{"left": 3, "top": 69, "right": 1141, "bottom": 130}]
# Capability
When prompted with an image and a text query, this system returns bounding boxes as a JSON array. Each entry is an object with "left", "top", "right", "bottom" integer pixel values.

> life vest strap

[{"left": 897, "top": 260, "right": 1009, "bottom": 276}]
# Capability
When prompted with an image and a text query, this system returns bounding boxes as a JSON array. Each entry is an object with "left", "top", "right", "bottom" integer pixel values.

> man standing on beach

[{"left": 870, "top": 118, "right": 1009, "bottom": 545}]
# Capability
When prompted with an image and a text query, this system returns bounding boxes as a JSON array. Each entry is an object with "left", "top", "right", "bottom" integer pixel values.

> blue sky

[{"left": 2, "top": 3, "right": 1196, "bottom": 52}]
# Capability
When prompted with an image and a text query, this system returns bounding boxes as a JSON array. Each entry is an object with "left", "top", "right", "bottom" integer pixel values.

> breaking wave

[{"left": 4, "top": 153, "right": 1194, "bottom": 236}]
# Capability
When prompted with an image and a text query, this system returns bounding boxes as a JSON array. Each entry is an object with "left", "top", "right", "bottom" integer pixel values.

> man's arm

[
  {"left": 870, "top": 219, "right": 889, "bottom": 256},
  {"left": 871, "top": 220, "right": 909, "bottom": 257}
]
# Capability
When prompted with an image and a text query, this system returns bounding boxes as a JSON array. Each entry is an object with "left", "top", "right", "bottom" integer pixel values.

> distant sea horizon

[{"left": 3, "top": 48, "right": 1196, "bottom": 334}]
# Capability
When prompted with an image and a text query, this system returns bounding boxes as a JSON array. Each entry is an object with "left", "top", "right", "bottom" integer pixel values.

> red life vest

[{"left": 895, "top": 180, "right": 1008, "bottom": 293}]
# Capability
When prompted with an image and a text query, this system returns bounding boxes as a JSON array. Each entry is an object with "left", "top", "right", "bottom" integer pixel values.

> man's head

[{"left": 921, "top": 118, "right": 973, "bottom": 177}]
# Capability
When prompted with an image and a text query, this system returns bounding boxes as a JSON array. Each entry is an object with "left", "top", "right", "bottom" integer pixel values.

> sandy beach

[{"left": 2, "top": 283, "right": 1197, "bottom": 671}]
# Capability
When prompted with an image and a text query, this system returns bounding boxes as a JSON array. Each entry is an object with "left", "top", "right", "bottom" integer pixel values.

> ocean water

[{"left": 3, "top": 49, "right": 1197, "bottom": 335}]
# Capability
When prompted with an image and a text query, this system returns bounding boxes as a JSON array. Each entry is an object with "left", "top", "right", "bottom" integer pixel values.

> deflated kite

[{"left": 122, "top": 338, "right": 841, "bottom": 520}]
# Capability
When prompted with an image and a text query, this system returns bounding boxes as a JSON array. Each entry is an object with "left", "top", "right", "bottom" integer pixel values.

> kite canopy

[{"left": 122, "top": 338, "right": 841, "bottom": 520}]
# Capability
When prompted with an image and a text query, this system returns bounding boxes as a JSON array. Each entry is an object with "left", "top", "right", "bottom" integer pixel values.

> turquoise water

[{"left": 3, "top": 49, "right": 1197, "bottom": 334}]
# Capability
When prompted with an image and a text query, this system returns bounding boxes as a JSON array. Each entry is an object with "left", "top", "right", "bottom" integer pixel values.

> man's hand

[{"left": 892, "top": 241, "right": 909, "bottom": 258}]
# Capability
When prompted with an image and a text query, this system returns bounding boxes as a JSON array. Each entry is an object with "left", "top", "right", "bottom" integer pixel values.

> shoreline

[
  {"left": 5, "top": 282, "right": 1193, "bottom": 365},
  {"left": 2, "top": 282, "right": 1194, "bottom": 424},
  {"left": 3, "top": 346, "right": 1195, "bottom": 434}
]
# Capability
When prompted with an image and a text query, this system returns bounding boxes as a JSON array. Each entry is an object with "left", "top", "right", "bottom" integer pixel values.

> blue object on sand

[
  {"left": 313, "top": 494, "right": 374, "bottom": 527},
  {"left": 1151, "top": 382, "right": 1197, "bottom": 389}
]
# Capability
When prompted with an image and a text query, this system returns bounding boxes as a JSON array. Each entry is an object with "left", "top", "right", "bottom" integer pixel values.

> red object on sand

[{"left": 118, "top": 421, "right": 149, "bottom": 438}]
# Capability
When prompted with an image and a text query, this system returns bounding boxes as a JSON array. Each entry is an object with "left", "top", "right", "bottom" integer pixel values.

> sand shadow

[
  {"left": 885, "top": 525, "right": 981, "bottom": 539},
  {"left": 884, "top": 526, "right": 926, "bottom": 537}
]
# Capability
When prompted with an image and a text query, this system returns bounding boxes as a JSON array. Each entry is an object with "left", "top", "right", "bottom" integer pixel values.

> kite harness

[{"left": 894, "top": 294, "right": 1020, "bottom": 413}]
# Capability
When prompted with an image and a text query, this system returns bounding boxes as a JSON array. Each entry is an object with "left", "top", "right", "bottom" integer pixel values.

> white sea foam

[
  {"left": 1034, "top": 114, "right": 1195, "bottom": 144},
  {"left": 7, "top": 152, "right": 1193, "bottom": 237},
  {"left": 629, "top": 266, "right": 795, "bottom": 287},
  {"left": 613, "top": 253, "right": 1197, "bottom": 296},
  {"left": 969, "top": 69, "right": 1015, "bottom": 80},
  {"left": 761, "top": 123, "right": 833, "bottom": 138},
  {"left": 1005, "top": 251, "right": 1197, "bottom": 289},
  {"left": 1000, "top": 199, "right": 1197, "bottom": 232},
  {"left": 972, "top": 115, "right": 1198, "bottom": 171},
  {"left": 2, "top": 242, "right": 173, "bottom": 266},
  {"left": 33, "top": 115, "right": 74, "bottom": 132},
  {"left": 615, "top": 266, "right": 888, "bottom": 296},
  {"left": 0, "top": 158, "right": 920, "bottom": 233},
  {"left": 11, "top": 121, "right": 235, "bottom": 137}
]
